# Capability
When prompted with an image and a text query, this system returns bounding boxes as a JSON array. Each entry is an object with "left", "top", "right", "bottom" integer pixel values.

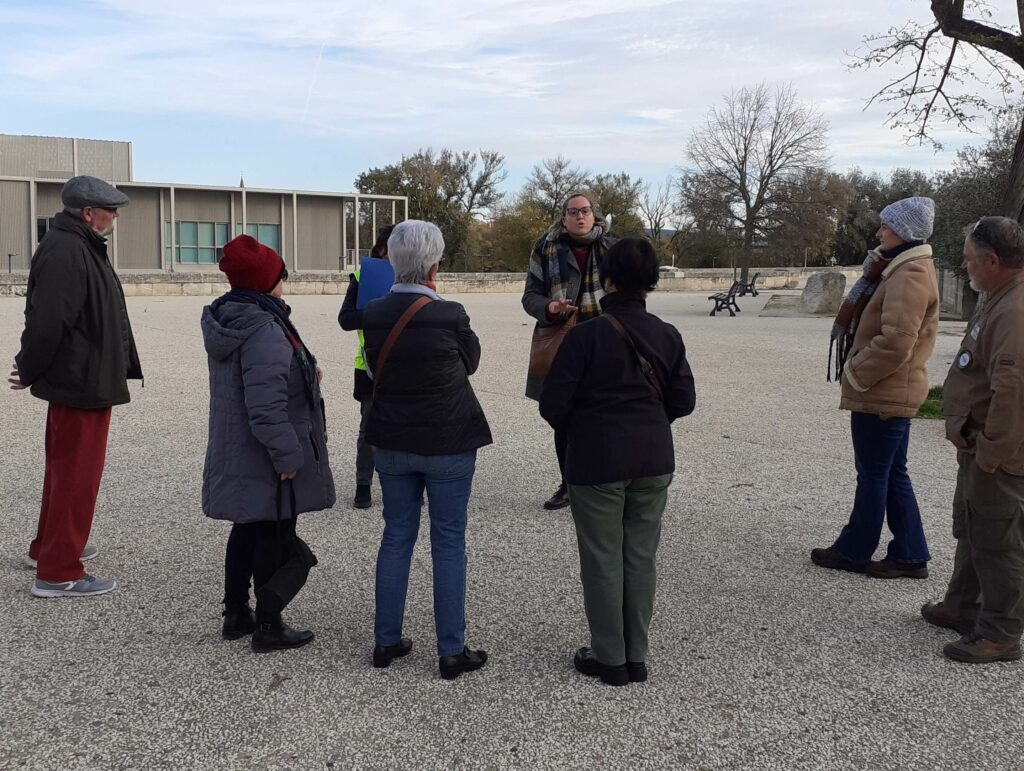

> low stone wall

[{"left": 0, "top": 267, "right": 864, "bottom": 298}]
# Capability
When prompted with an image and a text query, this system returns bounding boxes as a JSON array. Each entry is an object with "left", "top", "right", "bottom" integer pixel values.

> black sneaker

[
  {"left": 866, "top": 559, "right": 928, "bottom": 579},
  {"left": 543, "top": 483, "right": 570, "bottom": 511},
  {"left": 626, "top": 661, "right": 648, "bottom": 683},
  {"left": 373, "top": 638, "right": 413, "bottom": 668},
  {"left": 439, "top": 646, "right": 488, "bottom": 680},
  {"left": 573, "top": 647, "right": 629, "bottom": 686},
  {"left": 810, "top": 546, "right": 866, "bottom": 574}
]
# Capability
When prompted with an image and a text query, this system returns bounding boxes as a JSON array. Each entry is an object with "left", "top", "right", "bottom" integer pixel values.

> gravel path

[{"left": 1, "top": 291, "right": 1018, "bottom": 770}]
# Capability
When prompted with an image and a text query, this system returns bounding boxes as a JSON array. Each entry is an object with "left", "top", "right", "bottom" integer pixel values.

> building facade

[{"left": 0, "top": 134, "right": 406, "bottom": 273}]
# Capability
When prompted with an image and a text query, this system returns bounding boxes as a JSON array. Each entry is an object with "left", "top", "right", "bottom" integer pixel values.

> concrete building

[{"left": 0, "top": 134, "right": 406, "bottom": 273}]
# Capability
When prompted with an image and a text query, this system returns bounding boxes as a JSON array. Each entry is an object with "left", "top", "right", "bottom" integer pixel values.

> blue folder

[{"left": 356, "top": 258, "right": 396, "bottom": 310}]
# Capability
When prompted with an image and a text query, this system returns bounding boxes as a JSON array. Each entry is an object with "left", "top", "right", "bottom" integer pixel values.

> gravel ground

[{"left": 0, "top": 290, "right": 1020, "bottom": 771}]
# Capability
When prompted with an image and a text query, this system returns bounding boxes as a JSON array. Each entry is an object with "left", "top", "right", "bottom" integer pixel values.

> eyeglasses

[
  {"left": 565, "top": 207, "right": 593, "bottom": 217},
  {"left": 86, "top": 206, "right": 118, "bottom": 214}
]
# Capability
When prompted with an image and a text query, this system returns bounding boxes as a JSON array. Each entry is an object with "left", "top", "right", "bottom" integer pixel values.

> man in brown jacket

[{"left": 923, "top": 216, "right": 1024, "bottom": 664}]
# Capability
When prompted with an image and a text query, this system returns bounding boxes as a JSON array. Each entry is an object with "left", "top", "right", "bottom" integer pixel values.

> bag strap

[
  {"left": 603, "top": 314, "right": 665, "bottom": 401},
  {"left": 373, "top": 296, "right": 432, "bottom": 389}
]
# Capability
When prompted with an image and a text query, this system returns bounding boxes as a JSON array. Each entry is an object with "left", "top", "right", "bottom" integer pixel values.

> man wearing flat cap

[{"left": 9, "top": 175, "right": 143, "bottom": 598}]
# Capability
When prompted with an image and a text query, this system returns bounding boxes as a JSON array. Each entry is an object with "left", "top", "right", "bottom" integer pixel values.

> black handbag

[{"left": 255, "top": 480, "right": 319, "bottom": 613}]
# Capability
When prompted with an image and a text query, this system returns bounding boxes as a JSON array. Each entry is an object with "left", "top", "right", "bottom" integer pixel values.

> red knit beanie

[{"left": 220, "top": 235, "right": 287, "bottom": 293}]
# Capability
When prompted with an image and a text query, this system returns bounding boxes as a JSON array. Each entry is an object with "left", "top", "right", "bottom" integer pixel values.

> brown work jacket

[{"left": 943, "top": 271, "right": 1024, "bottom": 475}]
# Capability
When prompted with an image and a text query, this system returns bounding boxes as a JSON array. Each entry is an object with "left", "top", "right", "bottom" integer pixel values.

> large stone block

[{"left": 801, "top": 272, "right": 846, "bottom": 314}]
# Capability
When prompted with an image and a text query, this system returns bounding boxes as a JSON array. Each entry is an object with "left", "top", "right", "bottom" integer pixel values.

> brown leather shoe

[
  {"left": 943, "top": 634, "right": 1022, "bottom": 664},
  {"left": 921, "top": 602, "right": 974, "bottom": 636}
]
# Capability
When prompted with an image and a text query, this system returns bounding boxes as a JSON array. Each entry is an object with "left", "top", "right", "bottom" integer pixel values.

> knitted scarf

[
  {"left": 827, "top": 241, "right": 922, "bottom": 382},
  {"left": 225, "top": 288, "right": 321, "bottom": 410},
  {"left": 538, "top": 222, "right": 608, "bottom": 320}
]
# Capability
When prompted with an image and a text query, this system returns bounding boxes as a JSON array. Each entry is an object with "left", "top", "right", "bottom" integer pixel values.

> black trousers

[{"left": 223, "top": 518, "right": 298, "bottom": 621}]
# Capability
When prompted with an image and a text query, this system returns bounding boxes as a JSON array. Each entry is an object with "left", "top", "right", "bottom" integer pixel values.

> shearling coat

[
  {"left": 201, "top": 298, "right": 335, "bottom": 523},
  {"left": 840, "top": 245, "right": 940, "bottom": 418}
]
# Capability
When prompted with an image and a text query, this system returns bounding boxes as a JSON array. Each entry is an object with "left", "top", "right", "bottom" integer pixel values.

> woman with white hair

[{"left": 361, "top": 220, "right": 493, "bottom": 680}]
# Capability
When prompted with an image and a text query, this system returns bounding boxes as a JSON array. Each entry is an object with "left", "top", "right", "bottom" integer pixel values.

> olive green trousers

[{"left": 568, "top": 474, "right": 672, "bottom": 665}]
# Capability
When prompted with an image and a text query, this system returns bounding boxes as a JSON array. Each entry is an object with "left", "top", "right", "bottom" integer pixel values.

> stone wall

[{"left": 0, "top": 267, "right": 864, "bottom": 297}]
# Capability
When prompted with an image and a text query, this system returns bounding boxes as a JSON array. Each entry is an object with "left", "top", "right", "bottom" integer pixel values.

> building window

[
  {"left": 235, "top": 223, "right": 281, "bottom": 254},
  {"left": 37, "top": 217, "right": 55, "bottom": 243},
  {"left": 165, "top": 221, "right": 229, "bottom": 265}
]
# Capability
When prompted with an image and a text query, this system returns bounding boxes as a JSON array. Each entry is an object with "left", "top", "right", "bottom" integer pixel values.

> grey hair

[
  {"left": 387, "top": 220, "right": 445, "bottom": 283},
  {"left": 965, "top": 216, "right": 1024, "bottom": 269}
]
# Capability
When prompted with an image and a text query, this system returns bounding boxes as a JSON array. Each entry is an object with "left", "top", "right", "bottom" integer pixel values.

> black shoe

[
  {"left": 439, "top": 646, "right": 488, "bottom": 680},
  {"left": 222, "top": 603, "right": 256, "bottom": 640},
  {"left": 626, "top": 661, "right": 648, "bottom": 683},
  {"left": 543, "top": 483, "right": 570, "bottom": 510},
  {"left": 251, "top": 617, "right": 315, "bottom": 653},
  {"left": 373, "top": 638, "right": 413, "bottom": 668},
  {"left": 810, "top": 546, "right": 866, "bottom": 574},
  {"left": 573, "top": 647, "right": 629, "bottom": 686},
  {"left": 866, "top": 559, "right": 928, "bottom": 579},
  {"left": 353, "top": 485, "right": 372, "bottom": 509}
]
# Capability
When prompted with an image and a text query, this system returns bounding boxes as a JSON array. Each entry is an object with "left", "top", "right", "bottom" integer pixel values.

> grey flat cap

[{"left": 61, "top": 175, "right": 130, "bottom": 209}]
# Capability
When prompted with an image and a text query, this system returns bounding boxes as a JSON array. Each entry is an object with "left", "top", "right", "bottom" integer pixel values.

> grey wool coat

[{"left": 201, "top": 298, "right": 336, "bottom": 523}]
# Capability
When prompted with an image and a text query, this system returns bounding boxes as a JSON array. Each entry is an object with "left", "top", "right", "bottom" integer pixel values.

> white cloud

[{"left": 1, "top": 0, "right": 1019, "bottom": 189}]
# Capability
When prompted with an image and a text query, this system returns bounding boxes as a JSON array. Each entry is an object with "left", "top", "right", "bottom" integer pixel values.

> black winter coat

[
  {"left": 539, "top": 292, "right": 696, "bottom": 486},
  {"left": 362, "top": 291, "right": 492, "bottom": 455},
  {"left": 16, "top": 212, "right": 143, "bottom": 408}
]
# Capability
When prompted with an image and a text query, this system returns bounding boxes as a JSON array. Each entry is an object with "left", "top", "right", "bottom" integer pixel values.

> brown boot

[
  {"left": 943, "top": 634, "right": 1022, "bottom": 664},
  {"left": 921, "top": 602, "right": 974, "bottom": 635}
]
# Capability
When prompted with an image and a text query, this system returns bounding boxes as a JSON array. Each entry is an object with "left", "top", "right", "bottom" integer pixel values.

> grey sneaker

[
  {"left": 23, "top": 544, "right": 99, "bottom": 570},
  {"left": 31, "top": 574, "right": 117, "bottom": 598}
]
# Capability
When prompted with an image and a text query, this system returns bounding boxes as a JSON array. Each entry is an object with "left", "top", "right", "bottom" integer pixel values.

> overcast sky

[{"left": 2, "top": 0, "right": 1020, "bottom": 195}]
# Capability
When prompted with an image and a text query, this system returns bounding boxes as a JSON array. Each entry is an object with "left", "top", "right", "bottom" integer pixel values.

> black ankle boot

[
  {"left": 373, "top": 637, "right": 413, "bottom": 668},
  {"left": 353, "top": 484, "right": 372, "bottom": 509},
  {"left": 222, "top": 603, "right": 256, "bottom": 640},
  {"left": 251, "top": 615, "right": 315, "bottom": 653}
]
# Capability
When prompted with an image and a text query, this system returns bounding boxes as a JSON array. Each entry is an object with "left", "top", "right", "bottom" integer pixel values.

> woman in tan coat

[{"left": 812, "top": 196, "right": 940, "bottom": 579}]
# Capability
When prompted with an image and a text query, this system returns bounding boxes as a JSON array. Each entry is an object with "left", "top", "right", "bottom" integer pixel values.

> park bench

[
  {"left": 708, "top": 281, "right": 742, "bottom": 317},
  {"left": 737, "top": 272, "right": 760, "bottom": 297}
]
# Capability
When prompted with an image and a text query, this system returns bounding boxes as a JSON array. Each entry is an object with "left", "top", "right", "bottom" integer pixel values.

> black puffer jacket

[
  {"left": 201, "top": 299, "right": 336, "bottom": 523},
  {"left": 539, "top": 292, "right": 696, "bottom": 486},
  {"left": 362, "top": 291, "right": 492, "bottom": 455},
  {"left": 16, "top": 212, "right": 143, "bottom": 408}
]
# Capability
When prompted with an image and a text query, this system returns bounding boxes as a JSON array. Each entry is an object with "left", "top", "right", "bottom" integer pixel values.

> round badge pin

[{"left": 957, "top": 351, "right": 972, "bottom": 369}]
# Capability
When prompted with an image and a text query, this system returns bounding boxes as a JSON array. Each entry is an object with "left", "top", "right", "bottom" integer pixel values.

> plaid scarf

[
  {"left": 536, "top": 222, "right": 608, "bottom": 320},
  {"left": 828, "top": 250, "right": 889, "bottom": 382}
]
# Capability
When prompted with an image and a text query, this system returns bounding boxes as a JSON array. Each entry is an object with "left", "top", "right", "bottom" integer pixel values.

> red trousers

[{"left": 28, "top": 403, "right": 112, "bottom": 582}]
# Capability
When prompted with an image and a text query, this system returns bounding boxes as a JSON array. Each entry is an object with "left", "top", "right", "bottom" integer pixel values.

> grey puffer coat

[{"left": 201, "top": 298, "right": 336, "bottom": 523}]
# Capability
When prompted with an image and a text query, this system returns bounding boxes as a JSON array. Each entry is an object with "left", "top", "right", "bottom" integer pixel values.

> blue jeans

[
  {"left": 833, "top": 411, "right": 930, "bottom": 564},
  {"left": 373, "top": 448, "right": 476, "bottom": 657}
]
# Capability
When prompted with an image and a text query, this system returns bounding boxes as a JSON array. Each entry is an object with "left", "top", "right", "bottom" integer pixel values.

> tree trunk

[{"left": 1004, "top": 114, "right": 1024, "bottom": 223}]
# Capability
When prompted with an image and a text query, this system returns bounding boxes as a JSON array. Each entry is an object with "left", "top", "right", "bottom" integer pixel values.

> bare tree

[
  {"left": 850, "top": 1, "right": 1024, "bottom": 221},
  {"left": 638, "top": 178, "right": 674, "bottom": 252},
  {"left": 683, "top": 83, "right": 830, "bottom": 279},
  {"left": 522, "top": 156, "right": 591, "bottom": 221}
]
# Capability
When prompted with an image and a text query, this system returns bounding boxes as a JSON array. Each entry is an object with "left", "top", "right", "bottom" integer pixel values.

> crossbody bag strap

[
  {"left": 374, "top": 296, "right": 432, "bottom": 389},
  {"left": 603, "top": 314, "right": 665, "bottom": 401}
]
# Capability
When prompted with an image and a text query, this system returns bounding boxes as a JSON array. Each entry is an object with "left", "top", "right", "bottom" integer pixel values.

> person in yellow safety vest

[{"left": 338, "top": 225, "right": 394, "bottom": 508}]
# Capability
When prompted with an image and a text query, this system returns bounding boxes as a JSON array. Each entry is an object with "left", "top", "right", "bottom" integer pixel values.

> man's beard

[
  {"left": 90, "top": 224, "right": 114, "bottom": 237},
  {"left": 969, "top": 277, "right": 979, "bottom": 292}
]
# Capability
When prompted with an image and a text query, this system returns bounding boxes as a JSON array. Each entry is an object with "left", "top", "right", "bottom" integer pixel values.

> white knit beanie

[{"left": 879, "top": 196, "right": 935, "bottom": 242}]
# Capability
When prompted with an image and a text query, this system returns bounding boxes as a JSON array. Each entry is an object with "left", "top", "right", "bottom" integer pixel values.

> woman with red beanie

[{"left": 201, "top": 235, "right": 336, "bottom": 652}]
